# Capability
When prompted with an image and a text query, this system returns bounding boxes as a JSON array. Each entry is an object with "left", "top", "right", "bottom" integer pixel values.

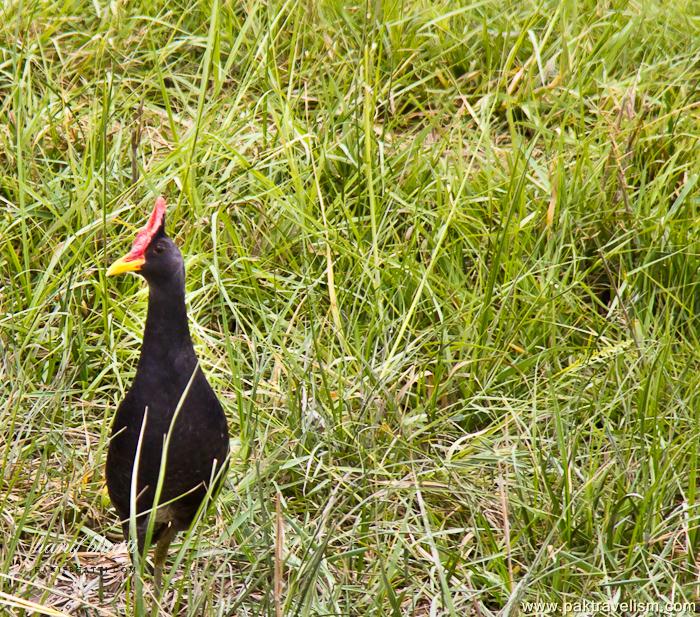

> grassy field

[{"left": 1, "top": 0, "right": 699, "bottom": 614}]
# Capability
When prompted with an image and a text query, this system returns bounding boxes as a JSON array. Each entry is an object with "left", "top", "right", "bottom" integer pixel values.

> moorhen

[{"left": 105, "top": 196, "right": 229, "bottom": 586}]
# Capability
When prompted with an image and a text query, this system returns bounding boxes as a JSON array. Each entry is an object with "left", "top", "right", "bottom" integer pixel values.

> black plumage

[{"left": 105, "top": 198, "right": 229, "bottom": 585}]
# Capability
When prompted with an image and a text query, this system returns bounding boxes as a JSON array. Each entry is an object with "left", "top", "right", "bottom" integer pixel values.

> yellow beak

[{"left": 106, "top": 255, "right": 145, "bottom": 276}]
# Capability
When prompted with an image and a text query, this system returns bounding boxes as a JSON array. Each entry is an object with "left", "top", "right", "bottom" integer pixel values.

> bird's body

[{"left": 105, "top": 197, "right": 228, "bottom": 583}]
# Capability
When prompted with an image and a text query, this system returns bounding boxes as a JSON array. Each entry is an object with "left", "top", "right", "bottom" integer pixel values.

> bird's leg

[{"left": 153, "top": 523, "right": 177, "bottom": 592}]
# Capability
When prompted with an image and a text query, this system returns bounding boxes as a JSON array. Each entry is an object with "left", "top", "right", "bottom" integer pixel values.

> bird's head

[{"left": 107, "top": 196, "right": 184, "bottom": 285}]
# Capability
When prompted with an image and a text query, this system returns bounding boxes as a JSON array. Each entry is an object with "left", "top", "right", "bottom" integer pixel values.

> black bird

[{"left": 105, "top": 197, "right": 229, "bottom": 586}]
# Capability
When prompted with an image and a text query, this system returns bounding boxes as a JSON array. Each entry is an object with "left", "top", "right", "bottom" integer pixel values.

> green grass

[{"left": 1, "top": 0, "right": 699, "bottom": 614}]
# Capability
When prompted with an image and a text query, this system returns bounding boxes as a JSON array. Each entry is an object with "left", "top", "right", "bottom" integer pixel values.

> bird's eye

[{"left": 153, "top": 242, "right": 166, "bottom": 255}]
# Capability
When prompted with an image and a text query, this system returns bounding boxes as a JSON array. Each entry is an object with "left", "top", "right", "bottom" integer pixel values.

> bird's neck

[{"left": 138, "top": 279, "right": 196, "bottom": 370}]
